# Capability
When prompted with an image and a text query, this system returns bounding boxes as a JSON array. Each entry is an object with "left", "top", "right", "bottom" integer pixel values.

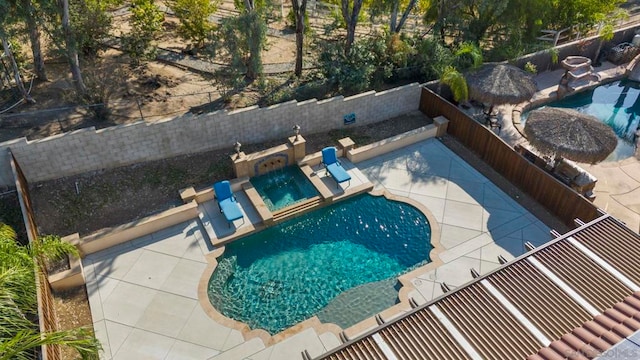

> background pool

[
  {"left": 207, "top": 194, "right": 432, "bottom": 334},
  {"left": 525, "top": 79, "right": 639, "bottom": 161}
]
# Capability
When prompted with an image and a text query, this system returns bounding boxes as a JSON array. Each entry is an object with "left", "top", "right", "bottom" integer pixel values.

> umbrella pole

[{"left": 484, "top": 104, "right": 495, "bottom": 125}]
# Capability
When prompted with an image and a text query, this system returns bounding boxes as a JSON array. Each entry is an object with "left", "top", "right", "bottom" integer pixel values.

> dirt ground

[
  {"left": 30, "top": 111, "right": 433, "bottom": 237},
  {"left": 53, "top": 287, "right": 94, "bottom": 360},
  {"left": 0, "top": 3, "right": 301, "bottom": 143}
]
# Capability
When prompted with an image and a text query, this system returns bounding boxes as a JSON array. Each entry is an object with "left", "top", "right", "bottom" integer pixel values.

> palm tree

[
  {"left": 0, "top": 223, "right": 101, "bottom": 360},
  {"left": 440, "top": 66, "right": 468, "bottom": 103},
  {"left": 437, "top": 42, "right": 482, "bottom": 103},
  {"left": 454, "top": 42, "right": 483, "bottom": 70}
]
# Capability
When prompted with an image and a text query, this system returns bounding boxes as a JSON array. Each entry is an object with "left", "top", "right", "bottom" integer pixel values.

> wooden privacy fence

[
  {"left": 10, "top": 151, "right": 61, "bottom": 360},
  {"left": 418, "top": 87, "right": 599, "bottom": 227}
]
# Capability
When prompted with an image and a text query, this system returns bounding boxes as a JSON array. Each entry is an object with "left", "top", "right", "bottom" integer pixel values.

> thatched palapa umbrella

[
  {"left": 524, "top": 107, "right": 618, "bottom": 164},
  {"left": 465, "top": 64, "right": 538, "bottom": 112}
]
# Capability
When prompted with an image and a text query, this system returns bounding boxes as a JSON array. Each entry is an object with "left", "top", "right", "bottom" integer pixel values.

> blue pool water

[
  {"left": 207, "top": 194, "right": 432, "bottom": 334},
  {"left": 529, "top": 79, "right": 640, "bottom": 161},
  {"left": 250, "top": 166, "right": 319, "bottom": 211}
]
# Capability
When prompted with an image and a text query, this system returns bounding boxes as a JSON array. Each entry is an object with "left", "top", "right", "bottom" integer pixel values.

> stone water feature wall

[
  {"left": 232, "top": 136, "right": 307, "bottom": 178},
  {"left": 0, "top": 83, "right": 421, "bottom": 186}
]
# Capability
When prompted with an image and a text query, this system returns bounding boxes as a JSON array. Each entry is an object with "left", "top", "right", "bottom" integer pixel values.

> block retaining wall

[{"left": 0, "top": 83, "right": 421, "bottom": 185}]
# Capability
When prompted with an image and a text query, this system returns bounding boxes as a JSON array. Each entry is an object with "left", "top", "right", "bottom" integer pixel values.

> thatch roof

[
  {"left": 524, "top": 107, "right": 618, "bottom": 164},
  {"left": 466, "top": 64, "right": 537, "bottom": 105}
]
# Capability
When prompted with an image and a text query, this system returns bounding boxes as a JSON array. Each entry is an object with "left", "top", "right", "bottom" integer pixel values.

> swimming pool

[
  {"left": 250, "top": 166, "right": 319, "bottom": 211},
  {"left": 528, "top": 79, "right": 639, "bottom": 161},
  {"left": 207, "top": 193, "right": 432, "bottom": 334}
]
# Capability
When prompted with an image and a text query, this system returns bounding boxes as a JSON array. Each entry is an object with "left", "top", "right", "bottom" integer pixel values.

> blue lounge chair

[
  {"left": 322, "top": 147, "right": 351, "bottom": 188},
  {"left": 213, "top": 180, "right": 244, "bottom": 227}
]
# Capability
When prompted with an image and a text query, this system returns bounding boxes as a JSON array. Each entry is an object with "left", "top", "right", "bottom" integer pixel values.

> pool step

[{"left": 272, "top": 196, "right": 322, "bottom": 222}]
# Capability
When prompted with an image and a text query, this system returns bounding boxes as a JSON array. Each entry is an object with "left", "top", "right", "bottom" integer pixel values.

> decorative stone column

[
  {"left": 232, "top": 152, "right": 249, "bottom": 178},
  {"left": 338, "top": 137, "right": 355, "bottom": 159},
  {"left": 433, "top": 116, "right": 449, "bottom": 137},
  {"left": 289, "top": 135, "right": 306, "bottom": 163}
]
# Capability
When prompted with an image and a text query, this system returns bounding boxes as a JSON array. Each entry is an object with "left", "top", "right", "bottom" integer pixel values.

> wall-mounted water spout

[
  {"left": 231, "top": 139, "right": 300, "bottom": 178},
  {"left": 253, "top": 153, "right": 290, "bottom": 176}
]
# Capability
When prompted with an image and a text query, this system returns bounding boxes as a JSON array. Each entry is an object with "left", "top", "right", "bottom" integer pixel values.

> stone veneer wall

[{"left": 0, "top": 83, "right": 421, "bottom": 185}]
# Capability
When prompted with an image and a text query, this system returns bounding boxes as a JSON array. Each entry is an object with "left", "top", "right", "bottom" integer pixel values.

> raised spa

[{"left": 249, "top": 166, "right": 319, "bottom": 212}]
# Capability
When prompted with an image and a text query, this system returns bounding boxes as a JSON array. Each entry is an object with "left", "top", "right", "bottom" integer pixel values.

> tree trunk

[
  {"left": 345, "top": 22, "right": 356, "bottom": 53},
  {"left": 437, "top": 0, "right": 446, "bottom": 45},
  {"left": 241, "top": 0, "right": 263, "bottom": 81},
  {"left": 341, "top": 0, "right": 363, "bottom": 54},
  {"left": 394, "top": 0, "right": 417, "bottom": 33},
  {"left": 291, "top": 0, "right": 307, "bottom": 77},
  {"left": 247, "top": 11, "right": 262, "bottom": 81},
  {"left": 24, "top": 0, "right": 47, "bottom": 80},
  {"left": 60, "top": 0, "right": 87, "bottom": 96},
  {"left": 390, "top": 0, "right": 398, "bottom": 33},
  {"left": 1, "top": 35, "right": 35, "bottom": 103},
  {"left": 593, "top": 39, "right": 604, "bottom": 65}
]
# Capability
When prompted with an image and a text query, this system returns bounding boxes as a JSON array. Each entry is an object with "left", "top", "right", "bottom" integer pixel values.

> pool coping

[{"left": 196, "top": 189, "right": 443, "bottom": 347}]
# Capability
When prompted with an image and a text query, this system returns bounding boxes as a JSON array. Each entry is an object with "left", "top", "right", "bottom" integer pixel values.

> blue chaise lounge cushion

[
  {"left": 213, "top": 180, "right": 244, "bottom": 222},
  {"left": 321, "top": 147, "right": 351, "bottom": 186}
]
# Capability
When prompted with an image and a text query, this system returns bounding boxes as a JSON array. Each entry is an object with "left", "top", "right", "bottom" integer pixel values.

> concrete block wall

[{"left": 0, "top": 83, "right": 421, "bottom": 185}]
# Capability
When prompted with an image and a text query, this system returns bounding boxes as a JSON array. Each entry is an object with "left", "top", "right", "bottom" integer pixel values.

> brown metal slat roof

[
  {"left": 572, "top": 217, "right": 640, "bottom": 286},
  {"left": 527, "top": 292, "right": 640, "bottom": 360},
  {"left": 487, "top": 260, "right": 592, "bottom": 340},
  {"left": 533, "top": 240, "right": 633, "bottom": 312},
  {"left": 378, "top": 307, "right": 471, "bottom": 360},
  {"left": 436, "top": 284, "right": 543, "bottom": 360},
  {"left": 323, "top": 336, "right": 386, "bottom": 360}
]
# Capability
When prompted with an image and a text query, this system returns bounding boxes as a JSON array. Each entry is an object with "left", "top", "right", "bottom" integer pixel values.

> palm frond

[
  {"left": 455, "top": 42, "right": 483, "bottom": 69},
  {"left": 0, "top": 328, "right": 101, "bottom": 360},
  {"left": 0, "top": 224, "right": 16, "bottom": 242},
  {"left": 441, "top": 66, "right": 469, "bottom": 102},
  {"left": 32, "top": 235, "right": 79, "bottom": 263}
]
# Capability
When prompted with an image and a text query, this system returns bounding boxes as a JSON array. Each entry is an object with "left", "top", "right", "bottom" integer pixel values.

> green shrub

[
  {"left": 386, "top": 33, "right": 415, "bottom": 68},
  {"left": 70, "top": 0, "right": 114, "bottom": 57},
  {"left": 122, "top": 0, "right": 164, "bottom": 65},
  {"left": 168, "top": 0, "right": 218, "bottom": 46},
  {"left": 524, "top": 61, "right": 537, "bottom": 74},
  {"left": 317, "top": 40, "right": 376, "bottom": 94}
]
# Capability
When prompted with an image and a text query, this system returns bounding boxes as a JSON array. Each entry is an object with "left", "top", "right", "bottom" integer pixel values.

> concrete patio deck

[{"left": 82, "top": 138, "right": 551, "bottom": 360}]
